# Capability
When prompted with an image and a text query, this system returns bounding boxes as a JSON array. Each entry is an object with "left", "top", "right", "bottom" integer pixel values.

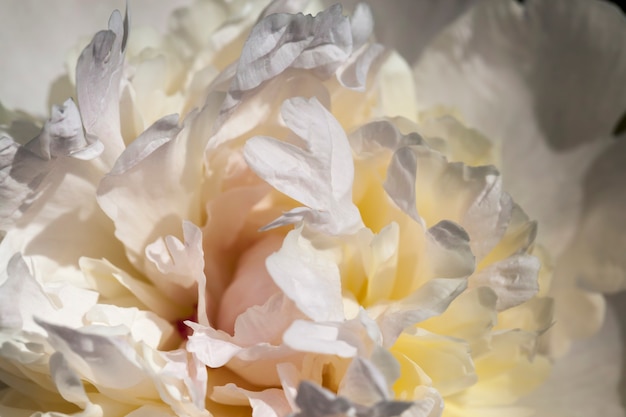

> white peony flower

[{"left": 0, "top": 1, "right": 624, "bottom": 417}]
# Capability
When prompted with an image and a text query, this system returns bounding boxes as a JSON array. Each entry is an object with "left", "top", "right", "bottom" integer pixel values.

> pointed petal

[{"left": 76, "top": 8, "right": 128, "bottom": 164}]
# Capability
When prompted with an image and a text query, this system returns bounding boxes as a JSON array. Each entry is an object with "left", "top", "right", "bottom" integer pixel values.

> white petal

[
  {"left": 331, "top": 0, "right": 480, "bottom": 64},
  {"left": 266, "top": 226, "right": 344, "bottom": 322},
  {"left": 79, "top": 257, "right": 185, "bottom": 322},
  {"left": 557, "top": 138, "right": 626, "bottom": 292},
  {"left": 244, "top": 96, "right": 364, "bottom": 235},
  {"left": 36, "top": 320, "right": 153, "bottom": 392},
  {"left": 84, "top": 304, "right": 175, "bottom": 350},
  {"left": 143, "top": 220, "right": 206, "bottom": 309},
  {"left": 0, "top": 99, "right": 101, "bottom": 230},
  {"left": 212, "top": 385, "right": 291, "bottom": 417},
  {"left": 383, "top": 143, "right": 513, "bottom": 260},
  {"left": 76, "top": 8, "right": 128, "bottom": 165},
  {"left": 349, "top": 120, "right": 423, "bottom": 157},
  {"left": 338, "top": 357, "right": 391, "bottom": 405},
  {"left": 292, "top": 380, "right": 413, "bottom": 417},
  {"left": 0, "top": 254, "right": 97, "bottom": 333},
  {"left": 283, "top": 320, "right": 358, "bottom": 358},
  {"left": 384, "top": 146, "right": 421, "bottom": 224},
  {"left": 158, "top": 349, "right": 209, "bottom": 413},
  {"left": 470, "top": 254, "right": 540, "bottom": 311},
  {"left": 413, "top": 0, "right": 626, "bottom": 258},
  {"left": 519, "top": 305, "right": 625, "bottom": 417},
  {"left": 49, "top": 351, "right": 89, "bottom": 407},
  {"left": 231, "top": 288, "right": 305, "bottom": 347},
  {"left": 231, "top": 4, "right": 351, "bottom": 93},
  {"left": 0, "top": 0, "right": 190, "bottom": 115},
  {"left": 187, "top": 294, "right": 303, "bottom": 370},
  {"left": 186, "top": 325, "right": 242, "bottom": 368},
  {"left": 97, "top": 113, "right": 207, "bottom": 279},
  {"left": 335, "top": 3, "right": 384, "bottom": 92}
]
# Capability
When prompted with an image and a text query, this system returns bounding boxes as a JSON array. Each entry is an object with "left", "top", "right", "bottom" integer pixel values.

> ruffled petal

[
  {"left": 0, "top": 254, "right": 98, "bottom": 334},
  {"left": 244, "top": 96, "right": 364, "bottom": 235},
  {"left": 97, "top": 112, "right": 208, "bottom": 276},
  {"left": 0, "top": 99, "right": 101, "bottom": 230},
  {"left": 412, "top": 0, "right": 626, "bottom": 258}
]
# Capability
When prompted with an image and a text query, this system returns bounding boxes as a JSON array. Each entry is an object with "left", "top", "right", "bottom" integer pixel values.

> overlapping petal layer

[{"left": 0, "top": 1, "right": 624, "bottom": 417}]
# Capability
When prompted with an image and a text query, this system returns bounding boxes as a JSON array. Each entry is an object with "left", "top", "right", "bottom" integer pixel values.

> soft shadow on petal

[
  {"left": 0, "top": 0, "right": 192, "bottom": 115},
  {"left": 518, "top": 305, "right": 625, "bottom": 417},
  {"left": 412, "top": 0, "right": 626, "bottom": 257},
  {"left": 558, "top": 138, "right": 626, "bottom": 293},
  {"left": 325, "top": 0, "right": 480, "bottom": 63}
]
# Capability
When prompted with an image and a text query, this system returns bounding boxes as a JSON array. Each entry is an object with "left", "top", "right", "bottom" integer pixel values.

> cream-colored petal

[
  {"left": 266, "top": 226, "right": 345, "bottom": 322},
  {"left": 97, "top": 113, "right": 206, "bottom": 278},
  {"left": 519, "top": 306, "right": 625, "bottom": 417}
]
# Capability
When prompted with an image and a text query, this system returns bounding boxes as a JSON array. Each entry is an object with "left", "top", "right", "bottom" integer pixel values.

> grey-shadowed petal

[
  {"left": 519, "top": 305, "right": 625, "bottom": 417},
  {"left": 76, "top": 8, "right": 128, "bottom": 165},
  {"left": 232, "top": 4, "right": 351, "bottom": 93},
  {"left": 36, "top": 319, "right": 152, "bottom": 391},
  {"left": 49, "top": 351, "right": 90, "bottom": 407},
  {"left": 244, "top": 97, "right": 363, "bottom": 235},
  {"left": 323, "top": 0, "right": 480, "bottom": 63},
  {"left": 412, "top": 0, "right": 626, "bottom": 258},
  {"left": 212, "top": 3, "right": 353, "bottom": 139},
  {"left": 0, "top": 99, "right": 100, "bottom": 231},
  {"left": 469, "top": 254, "right": 540, "bottom": 311},
  {"left": 291, "top": 379, "right": 418, "bottom": 417}
]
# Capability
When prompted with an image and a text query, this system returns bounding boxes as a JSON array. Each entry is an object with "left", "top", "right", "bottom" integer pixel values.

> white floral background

[{"left": 0, "top": 0, "right": 624, "bottom": 414}]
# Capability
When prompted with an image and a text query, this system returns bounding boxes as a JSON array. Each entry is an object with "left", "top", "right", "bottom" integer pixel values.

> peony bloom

[{"left": 0, "top": 1, "right": 624, "bottom": 417}]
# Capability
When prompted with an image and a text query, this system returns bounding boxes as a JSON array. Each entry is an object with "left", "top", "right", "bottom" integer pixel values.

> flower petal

[
  {"left": 377, "top": 221, "right": 472, "bottom": 347},
  {"left": 265, "top": 226, "right": 344, "bottom": 322},
  {"left": 231, "top": 4, "right": 351, "bottom": 93},
  {"left": 519, "top": 305, "right": 625, "bottom": 417},
  {"left": 557, "top": 138, "right": 626, "bottom": 293},
  {"left": 49, "top": 351, "right": 89, "bottom": 407},
  {"left": 412, "top": 0, "right": 626, "bottom": 257},
  {"left": 337, "top": 0, "right": 481, "bottom": 64},
  {"left": 469, "top": 254, "right": 540, "bottom": 311},
  {"left": 0, "top": 99, "right": 102, "bottom": 230},
  {"left": 97, "top": 110, "right": 209, "bottom": 277},
  {"left": 0, "top": 254, "right": 97, "bottom": 333},
  {"left": 76, "top": 8, "right": 128, "bottom": 164},
  {"left": 244, "top": 96, "right": 364, "bottom": 235},
  {"left": 35, "top": 320, "right": 153, "bottom": 392}
]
